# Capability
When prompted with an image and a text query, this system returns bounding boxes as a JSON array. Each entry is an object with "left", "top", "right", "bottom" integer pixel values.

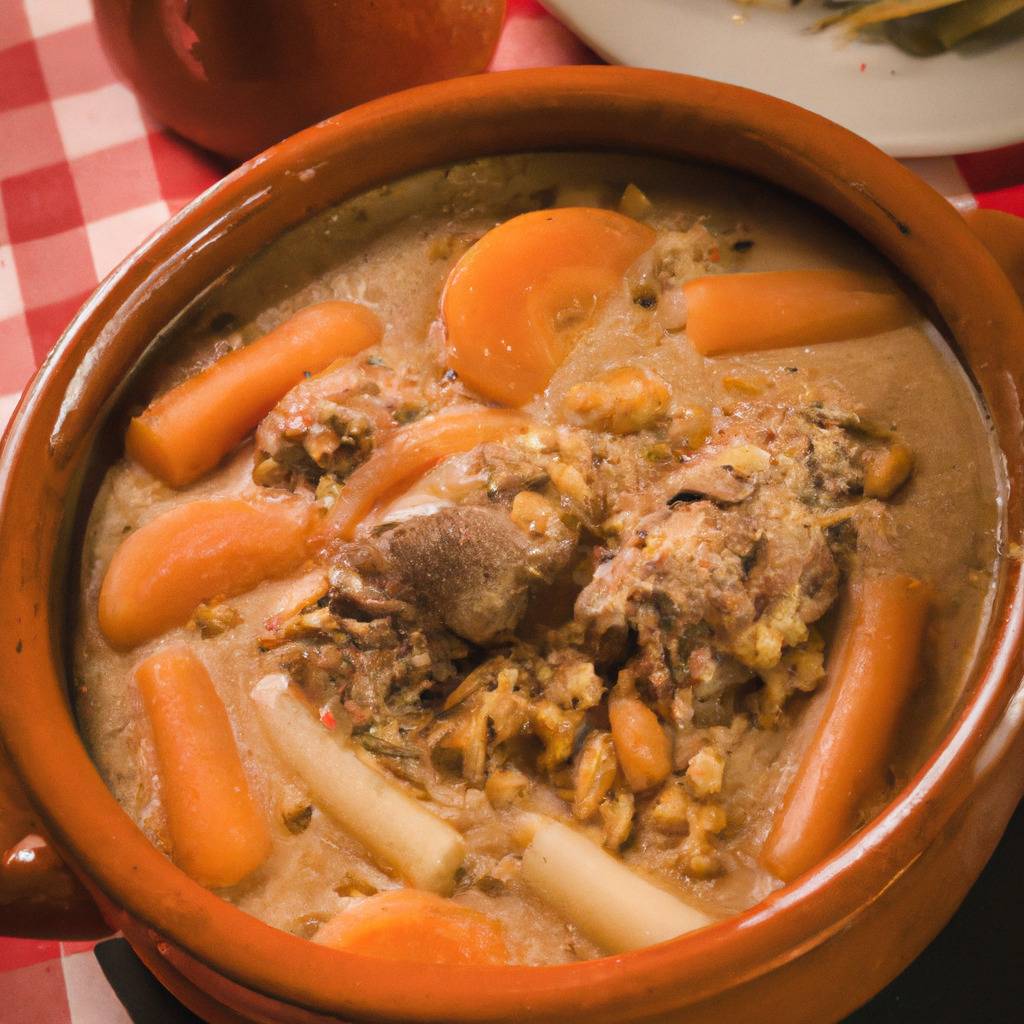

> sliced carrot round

[
  {"left": 316, "top": 406, "right": 533, "bottom": 544},
  {"left": 442, "top": 208, "right": 656, "bottom": 406},
  {"left": 99, "top": 497, "right": 312, "bottom": 649},
  {"left": 315, "top": 889, "right": 509, "bottom": 966}
]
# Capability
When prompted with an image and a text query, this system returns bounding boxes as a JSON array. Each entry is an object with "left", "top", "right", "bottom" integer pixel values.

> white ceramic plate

[{"left": 543, "top": 0, "right": 1024, "bottom": 157}]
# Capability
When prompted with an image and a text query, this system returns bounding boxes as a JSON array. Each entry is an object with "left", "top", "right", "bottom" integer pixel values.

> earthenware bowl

[{"left": 1, "top": 68, "right": 1022, "bottom": 1023}]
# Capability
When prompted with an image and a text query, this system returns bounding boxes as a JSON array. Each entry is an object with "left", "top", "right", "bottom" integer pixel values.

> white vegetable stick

[
  {"left": 521, "top": 820, "right": 714, "bottom": 953},
  {"left": 252, "top": 675, "right": 465, "bottom": 894}
]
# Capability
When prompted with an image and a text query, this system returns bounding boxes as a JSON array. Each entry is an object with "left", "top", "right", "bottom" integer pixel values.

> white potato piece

[
  {"left": 252, "top": 675, "right": 465, "bottom": 893},
  {"left": 521, "top": 820, "right": 715, "bottom": 953}
]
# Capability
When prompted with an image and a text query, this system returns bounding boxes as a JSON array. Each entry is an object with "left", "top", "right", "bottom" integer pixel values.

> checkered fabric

[
  {"left": 0, "top": 938, "right": 131, "bottom": 1024},
  {"left": 0, "top": 0, "right": 593, "bottom": 420},
  {"left": 0, "top": 0, "right": 1021, "bottom": 1020},
  {"left": 0, "top": 0, "right": 227, "bottom": 399}
]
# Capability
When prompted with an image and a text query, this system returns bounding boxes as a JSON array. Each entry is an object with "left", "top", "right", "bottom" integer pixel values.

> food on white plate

[{"left": 735, "top": 0, "right": 1024, "bottom": 55}]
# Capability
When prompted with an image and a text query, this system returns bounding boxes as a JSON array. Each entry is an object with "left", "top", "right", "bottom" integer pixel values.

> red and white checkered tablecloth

[{"left": 0, "top": 0, "right": 1022, "bottom": 1021}]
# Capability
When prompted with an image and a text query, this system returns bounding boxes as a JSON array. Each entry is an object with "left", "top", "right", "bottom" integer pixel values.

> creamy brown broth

[{"left": 74, "top": 153, "right": 1002, "bottom": 964}]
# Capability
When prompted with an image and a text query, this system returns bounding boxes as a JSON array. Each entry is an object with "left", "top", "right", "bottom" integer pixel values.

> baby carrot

[
  {"left": 127, "top": 301, "right": 382, "bottom": 487},
  {"left": 609, "top": 694, "right": 673, "bottom": 793},
  {"left": 684, "top": 269, "right": 915, "bottom": 356},
  {"left": 762, "top": 575, "right": 930, "bottom": 883},
  {"left": 135, "top": 647, "right": 270, "bottom": 888},
  {"left": 314, "top": 889, "right": 509, "bottom": 965},
  {"left": 98, "top": 497, "right": 312, "bottom": 649},
  {"left": 316, "top": 407, "right": 533, "bottom": 544}
]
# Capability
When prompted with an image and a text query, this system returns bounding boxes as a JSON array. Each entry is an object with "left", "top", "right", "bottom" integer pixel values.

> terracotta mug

[
  {"left": 91, "top": 0, "right": 507, "bottom": 159},
  {"left": 1, "top": 67, "right": 1023, "bottom": 1023}
]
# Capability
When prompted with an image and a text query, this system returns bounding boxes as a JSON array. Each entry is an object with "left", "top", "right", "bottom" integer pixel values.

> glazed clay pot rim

[{"left": 0, "top": 67, "right": 1021, "bottom": 1022}]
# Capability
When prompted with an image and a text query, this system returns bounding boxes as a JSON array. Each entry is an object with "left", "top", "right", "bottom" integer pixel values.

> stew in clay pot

[{"left": 74, "top": 153, "right": 1003, "bottom": 966}]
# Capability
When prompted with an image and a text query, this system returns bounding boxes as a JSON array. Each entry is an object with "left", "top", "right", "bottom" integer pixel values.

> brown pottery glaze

[
  {"left": 91, "top": 0, "right": 507, "bottom": 159},
  {"left": 0, "top": 68, "right": 1022, "bottom": 1023}
]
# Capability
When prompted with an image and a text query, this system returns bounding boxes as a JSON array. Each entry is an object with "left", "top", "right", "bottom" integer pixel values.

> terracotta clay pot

[
  {"left": 91, "top": 0, "right": 507, "bottom": 159},
  {"left": 1, "top": 68, "right": 1023, "bottom": 1023}
]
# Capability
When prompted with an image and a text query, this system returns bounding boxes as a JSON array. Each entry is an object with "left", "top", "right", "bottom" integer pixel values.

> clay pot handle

[
  {"left": 0, "top": 747, "right": 110, "bottom": 939},
  {"left": 963, "top": 208, "right": 1024, "bottom": 303}
]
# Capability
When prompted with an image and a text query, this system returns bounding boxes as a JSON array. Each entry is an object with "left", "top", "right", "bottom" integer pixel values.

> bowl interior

[{"left": 1, "top": 67, "right": 1022, "bottom": 1023}]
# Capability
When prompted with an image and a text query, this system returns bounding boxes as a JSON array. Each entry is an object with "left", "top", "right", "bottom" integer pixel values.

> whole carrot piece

[
  {"left": 684, "top": 269, "right": 915, "bottom": 356},
  {"left": 135, "top": 647, "right": 270, "bottom": 888},
  {"left": 127, "top": 301, "right": 382, "bottom": 487},
  {"left": 762, "top": 575, "right": 929, "bottom": 883}
]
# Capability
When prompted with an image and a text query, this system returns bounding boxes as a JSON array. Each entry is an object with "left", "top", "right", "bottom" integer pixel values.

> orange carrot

[
  {"left": 135, "top": 647, "right": 270, "bottom": 888},
  {"left": 684, "top": 269, "right": 916, "bottom": 356},
  {"left": 99, "top": 497, "right": 312, "bottom": 649},
  {"left": 608, "top": 695, "right": 672, "bottom": 793},
  {"left": 442, "top": 208, "right": 655, "bottom": 406},
  {"left": 762, "top": 575, "right": 930, "bottom": 883},
  {"left": 316, "top": 406, "right": 533, "bottom": 544},
  {"left": 127, "top": 301, "right": 382, "bottom": 487},
  {"left": 314, "top": 889, "right": 509, "bottom": 965}
]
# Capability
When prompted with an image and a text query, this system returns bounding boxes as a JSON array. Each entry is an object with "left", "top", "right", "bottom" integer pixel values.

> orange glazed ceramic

[
  {"left": 1, "top": 69, "right": 1023, "bottom": 1023},
  {"left": 92, "top": 0, "right": 507, "bottom": 159}
]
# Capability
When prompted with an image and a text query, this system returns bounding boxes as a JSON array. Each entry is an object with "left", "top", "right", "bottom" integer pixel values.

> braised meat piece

[
  {"left": 270, "top": 493, "right": 579, "bottom": 721},
  {"left": 268, "top": 542, "right": 466, "bottom": 716},
  {"left": 465, "top": 443, "right": 551, "bottom": 504},
  {"left": 577, "top": 500, "right": 826, "bottom": 688},
  {"left": 381, "top": 504, "right": 576, "bottom": 645},
  {"left": 639, "top": 398, "right": 893, "bottom": 517},
  {"left": 576, "top": 401, "right": 887, "bottom": 712},
  {"left": 253, "top": 350, "right": 444, "bottom": 489}
]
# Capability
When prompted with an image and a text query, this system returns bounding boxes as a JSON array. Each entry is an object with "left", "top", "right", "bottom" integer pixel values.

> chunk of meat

[
  {"left": 648, "top": 400, "right": 881, "bottom": 515},
  {"left": 267, "top": 542, "right": 466, "bottom": 717},
  {"left": 579, "top": 495, "right": 840, "bottom": 676},
  {"left": 574, "top": 399, "right": 878, "bottom": 708},
  {"left": 253, "top": 350, "right": 442, "bottom": 489},
  {"left": 582, "top": 511, "right": 716, "bottom": 703},
  {"left": 381, "top": 504, "right": 575, "bottom": 645},
  {"left": 273, "top": 494, "right": 580, "bottom": 733},
  {"left": 661, "top": 459, "right": 755, "bottom": 506},
  {"left": 272, "top": 601, "right": 465, "bottom": 722},
  {"left": 573, "top": 397, "right": 901, "bottom": 727}
]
